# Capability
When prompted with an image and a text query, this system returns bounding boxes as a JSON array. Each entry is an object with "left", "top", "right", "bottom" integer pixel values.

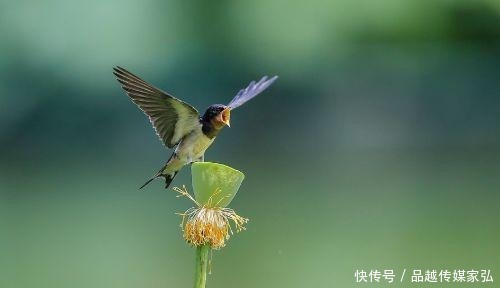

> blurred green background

[{"left": 1, "top": 0, "right": 500, "bottom": 287}]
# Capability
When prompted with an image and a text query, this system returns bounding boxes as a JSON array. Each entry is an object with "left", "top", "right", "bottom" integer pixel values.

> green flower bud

[{"left": 191, "top": 162, "right": 245, "bottom": 208}]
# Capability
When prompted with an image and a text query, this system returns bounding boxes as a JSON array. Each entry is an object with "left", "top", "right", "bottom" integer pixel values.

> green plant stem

[{"left": 194, "top": 244, "right": 210, "bottom": 288}]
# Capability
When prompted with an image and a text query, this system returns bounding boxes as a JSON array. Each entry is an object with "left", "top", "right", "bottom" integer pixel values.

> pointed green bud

[{"left": 191, "top": 162, "right": 245, "bottom": 208}]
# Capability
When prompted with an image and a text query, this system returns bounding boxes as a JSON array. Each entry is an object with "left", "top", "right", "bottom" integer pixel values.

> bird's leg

[{"left": 190, "top": 155, "right": 204, "bottom": 164}]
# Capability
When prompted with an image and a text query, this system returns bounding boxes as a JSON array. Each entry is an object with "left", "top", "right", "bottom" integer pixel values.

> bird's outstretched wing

[
  {"left": 228, "top": 75, "right": 278, "bottom": 109},
  {"left": 113, "top": 66, "right": 200, "bottom": 148}
]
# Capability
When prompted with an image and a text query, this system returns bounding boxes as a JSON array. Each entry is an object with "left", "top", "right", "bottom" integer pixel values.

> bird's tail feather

[
  {"left": 139, "top": 177, "right": 156, "bottom": 189},
  {"left": 140, "top": 153, "right": 180, "bottom": 190},
  {"left": 139, "top": 169, "right": 179, "bottom": 190},
  {"left": 139, "top": 164, "right": 166, "bottom": 190},
  {"left": 164, "top": 171, "right": 178, "bottom": 189}
]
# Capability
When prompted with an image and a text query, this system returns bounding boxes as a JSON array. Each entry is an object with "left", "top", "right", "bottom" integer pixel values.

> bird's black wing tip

[
  {"left": 113, "top": 66, "right": 130, "bottom": 76},
  {"left": 112, "top": 66, "right": 123, "bottom": 77}
]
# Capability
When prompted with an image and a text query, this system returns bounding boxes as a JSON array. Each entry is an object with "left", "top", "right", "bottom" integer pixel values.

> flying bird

[{"left": 113, "top": 66, "right": 278, "bottom": 189}]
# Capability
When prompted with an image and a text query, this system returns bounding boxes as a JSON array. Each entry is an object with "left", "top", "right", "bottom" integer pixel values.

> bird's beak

[{"left": 219, "top": 107, "right": 231, "bottom": 127}]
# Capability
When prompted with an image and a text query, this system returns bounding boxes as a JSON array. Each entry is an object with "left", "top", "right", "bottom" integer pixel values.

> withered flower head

[
  {"left": 174, "top": 186, "right": 248, "bottom": 249},
  {"left": 173, "top": 162, "right": 248, "bottom": 249}
]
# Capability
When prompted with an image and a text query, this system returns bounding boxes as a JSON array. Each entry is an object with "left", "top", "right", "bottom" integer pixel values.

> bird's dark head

[{"left": 202, "top": 104, "right": 231, "bottom": 129}]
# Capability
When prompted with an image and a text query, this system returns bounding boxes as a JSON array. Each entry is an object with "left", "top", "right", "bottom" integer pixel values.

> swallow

[{"left": 113, "top": 66, "right": 278, "bottom": 189}]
